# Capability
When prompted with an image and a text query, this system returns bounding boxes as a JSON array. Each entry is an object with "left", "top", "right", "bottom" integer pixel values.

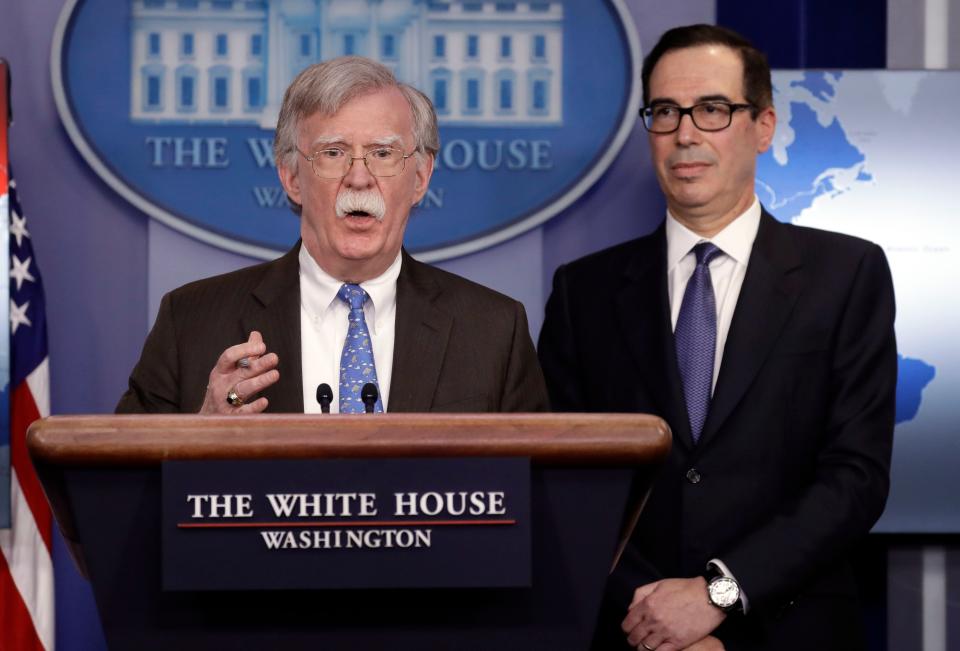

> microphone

[
  {"left": 316, "top": 383, "right": 333, "bottom": 413},
  {"left": 361, "top": 383, "right": 379, "bottom": 414}
]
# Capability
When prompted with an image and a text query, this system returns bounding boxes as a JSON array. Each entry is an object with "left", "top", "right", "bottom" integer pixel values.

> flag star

[
  {"left": 10, "top": 299, "right": 31, "bottom": 335},
  {"left": 10, "top": 254, "right": 36, "bottom": 291},
  {"left": 9, "top": 209, "right": 30, "bottom": 248}
]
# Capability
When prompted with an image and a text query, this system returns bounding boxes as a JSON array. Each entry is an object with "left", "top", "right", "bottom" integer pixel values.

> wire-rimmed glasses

[{"left": 297, "top": 146, "right": 416, "bottom": 179}]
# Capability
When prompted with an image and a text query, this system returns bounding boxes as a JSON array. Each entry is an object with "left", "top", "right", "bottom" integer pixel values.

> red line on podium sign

[{"left": 178, "top": 519, "right": 517, "bottom": 529}]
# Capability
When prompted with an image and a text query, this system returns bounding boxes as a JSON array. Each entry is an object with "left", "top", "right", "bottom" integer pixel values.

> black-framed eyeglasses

[
  {"left": 639, "top": 101, "right": 754, "bottom": 134},
  {"left": 297, "top": 146, "right": 416, "bottom": 179}
]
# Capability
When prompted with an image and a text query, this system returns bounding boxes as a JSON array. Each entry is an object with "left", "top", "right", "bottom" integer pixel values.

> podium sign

[{"left": 162, "top": 457, "right": 531, "bottom": 590}]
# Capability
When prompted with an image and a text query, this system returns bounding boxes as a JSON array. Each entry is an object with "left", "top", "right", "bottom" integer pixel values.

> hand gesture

[{"left": 198, "top": 331, "right": 280, "bottom": 414}]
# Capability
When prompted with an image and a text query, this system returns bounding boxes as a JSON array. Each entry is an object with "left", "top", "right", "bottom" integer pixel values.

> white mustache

[{"left": 335, "top": 190, "right": 386, "bottom": 221}]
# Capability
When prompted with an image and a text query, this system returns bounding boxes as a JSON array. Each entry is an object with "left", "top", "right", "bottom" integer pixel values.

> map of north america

[{"left": 756, "top": 71, "right": 935, "bottom": 425}]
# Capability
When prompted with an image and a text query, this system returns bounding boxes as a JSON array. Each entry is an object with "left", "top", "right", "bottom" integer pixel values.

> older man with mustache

[{"left": 117, "top": 56, "right": 547, "bottom": 416}]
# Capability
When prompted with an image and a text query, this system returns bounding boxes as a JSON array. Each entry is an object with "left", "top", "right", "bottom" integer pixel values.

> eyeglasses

[
  {"left": 297, "top": 146, "right": 416, "bottom": 179},
  {"left": 639, "top": 101, "right": 754, "bottom": 134}
]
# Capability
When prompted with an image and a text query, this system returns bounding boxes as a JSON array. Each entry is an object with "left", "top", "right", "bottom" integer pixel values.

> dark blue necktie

[
  {"left": 675, "top": 242, "right": 723, "bottom": 443},
  {"left": 337, "top": 284, "right": 383, "bottom": 414}
]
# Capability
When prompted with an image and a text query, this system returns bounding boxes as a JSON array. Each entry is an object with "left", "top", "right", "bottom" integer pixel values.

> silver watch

[{"left": 706, "top": 574, "right": 741, "bottom": 612}]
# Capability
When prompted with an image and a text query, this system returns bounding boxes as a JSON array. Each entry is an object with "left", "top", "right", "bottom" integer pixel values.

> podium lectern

[{"left": 28, "top": 413, "right": 669, "bottom": 651}]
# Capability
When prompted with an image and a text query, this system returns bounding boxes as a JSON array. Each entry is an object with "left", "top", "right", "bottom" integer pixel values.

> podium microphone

[
  {"left": 316, "top": 383, "right": 333, "bottom": 413},
  {"left": 361, "top": 383, "right": 379, "bottom": 413}
]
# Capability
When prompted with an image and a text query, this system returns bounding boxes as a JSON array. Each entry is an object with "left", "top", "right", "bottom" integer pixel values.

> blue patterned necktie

[
  {"left": 337, "top": 284, "right": 383, "bottom": 413},
  {"left": 675, "top": 242, "right": 723, "bottom": 444}
]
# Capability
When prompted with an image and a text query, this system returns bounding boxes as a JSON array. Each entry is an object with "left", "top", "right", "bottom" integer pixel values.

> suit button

[{"left": 686, "top": 468, "right": 701, "bottom": 484}]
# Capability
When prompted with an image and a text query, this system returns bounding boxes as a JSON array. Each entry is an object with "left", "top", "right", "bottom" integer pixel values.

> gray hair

[{"left": 274, "top": 56, "right": 440, "bottom": 172}]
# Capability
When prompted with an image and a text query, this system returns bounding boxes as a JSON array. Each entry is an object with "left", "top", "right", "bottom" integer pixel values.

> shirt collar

[
  {"left": 665, "top": 196, "right": 761, "bottom": 269},
  {"left": 298, "top": 245, "right": 402, "bottom": 335}
]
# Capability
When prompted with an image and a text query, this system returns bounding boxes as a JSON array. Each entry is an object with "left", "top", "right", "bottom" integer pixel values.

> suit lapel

[
  {"left": 615, "top": 226, "right": 694, "bottom": 450},
  {"left": 388, "top": 251, "right": 452, "bottom": 412},
  {"left": 699, "top": 212, "right": 803, "bottom": 445},
  {"left": 241, "top": 244, "right": 304, "bottom": 413}
]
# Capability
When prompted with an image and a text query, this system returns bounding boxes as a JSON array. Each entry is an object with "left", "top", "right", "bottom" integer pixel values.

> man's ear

[
  {"left": 278, "top": 158, "right": 302, "bottom": 207},
  {"left": 755, "top": 106, "right": 777, "bottom": 154},
  {"left": 411, "top": 153, "right": 435, "bottom": 205}
]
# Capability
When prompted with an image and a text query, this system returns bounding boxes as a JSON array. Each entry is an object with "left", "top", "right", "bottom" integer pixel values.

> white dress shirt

[
  {"left": 299, "top": 245, "right": 400, "bottom": 413},
  {"left": 666, "top": 197, "right": 762, "bottom": 393}
]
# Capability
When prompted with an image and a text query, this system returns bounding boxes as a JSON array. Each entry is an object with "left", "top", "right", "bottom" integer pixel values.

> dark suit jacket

[
  {"left": 117, "top": 245, "right": 548, "bottom": 414},
  {"left": 538, "top": 212, "right": 896, "bottom": 650}
]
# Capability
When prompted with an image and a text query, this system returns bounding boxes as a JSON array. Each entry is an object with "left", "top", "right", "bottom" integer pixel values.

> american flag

[{"left": 0, "top": 175, "right": 54, "bottom": 650}]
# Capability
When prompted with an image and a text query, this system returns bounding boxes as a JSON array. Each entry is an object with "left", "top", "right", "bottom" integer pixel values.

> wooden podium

[{"left": 28, "top": 413, "right": 670, "bottom": 651}]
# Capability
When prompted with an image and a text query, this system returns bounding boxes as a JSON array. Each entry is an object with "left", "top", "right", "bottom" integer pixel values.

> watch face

[{"left": 709, "top": 576, "right": 740, "bottom": 609}]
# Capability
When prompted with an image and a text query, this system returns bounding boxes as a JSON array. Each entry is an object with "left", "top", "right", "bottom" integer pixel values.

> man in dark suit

[
  {"left": 118, "top": 56, "right": 547, "bottom": 415},
  {"left": 537, "top": 25, "right": 895, "bottom": 651}
]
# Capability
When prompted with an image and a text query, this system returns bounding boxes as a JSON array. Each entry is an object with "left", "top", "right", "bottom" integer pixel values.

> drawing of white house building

[{"left": 129, "top": 0, "right": 563, "bottom": 127}]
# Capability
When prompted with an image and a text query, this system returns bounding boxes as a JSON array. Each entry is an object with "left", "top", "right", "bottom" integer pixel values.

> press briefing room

[{"left": 1, "top": 0, "right": 957, "bottom": 649}]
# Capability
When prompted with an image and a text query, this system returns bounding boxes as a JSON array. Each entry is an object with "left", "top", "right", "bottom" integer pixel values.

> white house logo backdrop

[{"left": 52, "top": 0, "right": 640, "bottom": 260}]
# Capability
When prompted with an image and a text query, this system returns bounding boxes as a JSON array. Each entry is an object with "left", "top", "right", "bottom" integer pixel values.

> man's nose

[
  {"left": 675, "top": 113, "right": 701, "bottom": 146},
  {"left": 343, "top": 154, "right": 376, "bottom": 188}
]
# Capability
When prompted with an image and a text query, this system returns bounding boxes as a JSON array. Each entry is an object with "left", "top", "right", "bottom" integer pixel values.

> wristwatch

[{"left": 704, "top": 564, "right": 743, "bottom": 613}]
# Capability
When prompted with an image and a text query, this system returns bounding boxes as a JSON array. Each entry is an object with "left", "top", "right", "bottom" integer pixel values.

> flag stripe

[
  {"left": 0, "top": 548, "right": 47, "bottom": 651},
  {"left": 10, "top": 380, "right": 52, "bottom": 551},
  {"left": 25, "top": 359, "right": 51, "bottom": 420},
  {"left": 0, "top": 468, "right": 54, "bottom": 651}
]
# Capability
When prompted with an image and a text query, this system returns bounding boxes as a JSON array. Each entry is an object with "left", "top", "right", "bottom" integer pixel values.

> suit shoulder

[
  {"left": 171, "top": 260, "right": 273, "bottom": 296},
  {"left": 555, "top": 232, "right": 657, "bottom": 279},
  {"left": 158, "top": 255, "right": 293, "bottom": 327},
  {"left": 412, "top": 260, "right": 524, "bottom": 311},
  {"left": 782, "top": 220, "right": 877, "bottom": 250},
  {"left": 776, "top": 221, "right": 887, "bottom": 268},
  {"left": 758, "top": 218, "right": 893, "bottom": 306}
]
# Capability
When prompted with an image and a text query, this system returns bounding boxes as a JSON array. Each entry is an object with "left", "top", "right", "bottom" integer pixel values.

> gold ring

[{"left": 226, "top": 387, "right": 244, "bottom": 407}]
